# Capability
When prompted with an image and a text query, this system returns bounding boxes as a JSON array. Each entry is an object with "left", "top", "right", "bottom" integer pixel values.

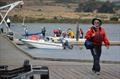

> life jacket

[
  {"left": 53, "top": 29, "right": 61, "bottom": 37},
  {"left": 69, "top": 31, "right": 74, "bottom": 38},
  {"left": 29, "top": 35, "right": 39, "bottom": 40},
  {"left": 85, "top": 27, "right": 110, "bottom": 46}
]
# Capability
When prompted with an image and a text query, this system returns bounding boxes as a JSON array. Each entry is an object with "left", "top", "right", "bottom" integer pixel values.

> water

[
  {"left": 3, "top": 23, "right": 120, "bottom": 61},
  {"left": 10, "top": 23, "right": 120, "bottom": 41}
]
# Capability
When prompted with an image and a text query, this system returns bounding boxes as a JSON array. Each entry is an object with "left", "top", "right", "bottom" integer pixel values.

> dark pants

[{"left": 90, "top": 45, "right": 101, "bottom": 72}]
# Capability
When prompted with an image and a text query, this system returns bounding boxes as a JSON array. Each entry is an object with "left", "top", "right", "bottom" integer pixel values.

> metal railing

[{"left": 0, "top": 60, "right": 49, "bottom": 79}]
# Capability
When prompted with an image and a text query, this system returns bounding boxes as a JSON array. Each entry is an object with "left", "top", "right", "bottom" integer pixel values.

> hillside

[{"left": 0, "top": 0, "right": 119, "bottom": 23}]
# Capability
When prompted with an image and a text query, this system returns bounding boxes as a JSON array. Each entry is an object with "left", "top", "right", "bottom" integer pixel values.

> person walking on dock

[{"left": 85, "top": 18, "right": 110, "bottom": 75}]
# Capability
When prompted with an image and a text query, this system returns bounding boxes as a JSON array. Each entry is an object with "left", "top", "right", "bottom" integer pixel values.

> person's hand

[{"left": 106, "top": 45, "right": 109, "bottom": 49}]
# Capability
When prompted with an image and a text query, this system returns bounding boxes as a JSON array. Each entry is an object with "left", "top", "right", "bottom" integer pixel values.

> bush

[{"left": 110, "top": 17, "right": 119, "bottom": 21}]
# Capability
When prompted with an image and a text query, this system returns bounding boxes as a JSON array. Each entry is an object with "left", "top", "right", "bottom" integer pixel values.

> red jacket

[{"left": 85, "top": 27, "right": 110, "bottom": 46}]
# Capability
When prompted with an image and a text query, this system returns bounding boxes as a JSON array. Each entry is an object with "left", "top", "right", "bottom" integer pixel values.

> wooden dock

[
  {"left": 0, "top": 34, "right": 120, "bottom": 79},
  {"left": 48, "top": 64, "right": 120, "bottom": 79}
]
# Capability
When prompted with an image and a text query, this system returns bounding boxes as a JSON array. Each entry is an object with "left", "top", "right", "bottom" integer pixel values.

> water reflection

[{"left": 10, "top": 23, "right": 120, "bottom": 41}]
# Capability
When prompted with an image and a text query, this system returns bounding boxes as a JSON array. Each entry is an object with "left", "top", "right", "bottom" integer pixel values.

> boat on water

[{"left": 20, "top": 39, "right": 64, "bottom": 49}]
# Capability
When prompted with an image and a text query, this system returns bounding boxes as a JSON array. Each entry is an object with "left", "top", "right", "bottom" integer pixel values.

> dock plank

[{"left": 48, "top": 65, "right": 120, "bottom": 79}]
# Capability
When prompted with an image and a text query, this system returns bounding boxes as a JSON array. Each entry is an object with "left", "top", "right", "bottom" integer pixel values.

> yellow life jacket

[{"left": 69, "top": 31, "right": 74, "bottom": 38}]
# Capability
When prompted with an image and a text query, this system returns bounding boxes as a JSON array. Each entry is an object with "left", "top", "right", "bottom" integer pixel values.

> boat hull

[{"left": 20, "top": 39, "right": 63, "bottom": 49}]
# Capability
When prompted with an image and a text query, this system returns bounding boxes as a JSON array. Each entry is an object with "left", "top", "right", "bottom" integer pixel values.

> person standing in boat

[
  {"left": 85, "top": 18, "right": 110, "bottom": 75},
  {"left": 79, "top": 28, "right": 83, "bottom": 38},
  {"left": 41, "top": 27, "right": 46, "bottom": 38},
  {"left": 24, "top": 26, "right": 28, "bottom": 38},
  {"left": 58, "top": 28, "right": 62, "bottom": 37}
]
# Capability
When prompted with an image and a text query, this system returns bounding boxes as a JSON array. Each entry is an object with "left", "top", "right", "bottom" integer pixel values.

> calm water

[
  {"left": 4, "top": 23, "right": 120, "bottom": 61},
  {"left": 10, "top": 23, "right": 120, "bottom": 41}
]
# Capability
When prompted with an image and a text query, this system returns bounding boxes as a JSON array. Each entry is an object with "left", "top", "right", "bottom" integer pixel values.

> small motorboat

[{"left": 20, "top": 39, "right": 64, "bottom": 49}]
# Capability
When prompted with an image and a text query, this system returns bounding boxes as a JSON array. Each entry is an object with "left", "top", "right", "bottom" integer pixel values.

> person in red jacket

[{"left": 85, "top": 18, "right": 110, "bottom": 75}]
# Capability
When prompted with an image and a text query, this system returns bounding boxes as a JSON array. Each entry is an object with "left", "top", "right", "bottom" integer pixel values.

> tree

[
  {"left": 75, "top": 0, "right": 100, "bottom": 12},
  {"left": 98, "top": 1, "right": 114, "bottom": 13},
  {"left": 55, "top": 0, "right": 73, "bottom": 3}
]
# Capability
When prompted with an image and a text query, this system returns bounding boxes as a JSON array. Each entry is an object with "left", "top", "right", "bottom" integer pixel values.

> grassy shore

[{"left": 7, "top": 9, "right": 120, "bottom": 24}]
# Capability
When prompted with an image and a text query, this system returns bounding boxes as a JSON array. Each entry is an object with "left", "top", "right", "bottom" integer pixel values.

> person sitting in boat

[
  {"left": 79, "top": 28, "right": 84, "bottom": 38},
  {"left": 53, "top": 28, "right": 62, "bottom": 37},
  {"left": 53, "top": 29, "right": 57, "bottom": 37},
  {"left": 67, "top": 28, "right": 71, "bottom": 37},
  {"left": 62, "top": 31, "right": 67, "bottom": 38},
  {"left": 68, "top": 31, "right": 75, "bottom": 38},
  {"left": 29, "top": 34, "right": 39, "bottom": 40}
]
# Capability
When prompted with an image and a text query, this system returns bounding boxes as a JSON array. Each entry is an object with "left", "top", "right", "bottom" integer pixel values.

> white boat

[{"left": 20, "top": 39, "right": 63, "bottom": 49}]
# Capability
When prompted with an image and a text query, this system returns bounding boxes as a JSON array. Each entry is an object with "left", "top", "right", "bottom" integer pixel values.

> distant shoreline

[
  {"left": 10, "top": 17, "right": 120, "bottom": 24},
  {"left": 6, "top": 9, "right": 119, "bottom": 24},
  {"left": 12, "top": 19, "right": 120, "bottom": 24}
]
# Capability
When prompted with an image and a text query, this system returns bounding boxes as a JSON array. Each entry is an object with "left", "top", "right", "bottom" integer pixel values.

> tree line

[
  {"left": 75, "top": 0, "right": 117, "bottom": 13},
  {"left": 55, "top": 0, "right": 119, "bottom": 13}
]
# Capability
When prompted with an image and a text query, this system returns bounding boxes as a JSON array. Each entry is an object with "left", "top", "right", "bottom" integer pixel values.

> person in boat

[
  {"left": 53, "top": 29, "right": 57, "bottom": 37},
  {"left": 85, "top": 18, "right": 110, "bottom": 75},
  {"left": 67, "top": 28, "right": 72, "bottom": 38},
  {"left": 24, "top": 26, "right": 28, "bottom": 38},
  {"left": 62, "top": 31, "right": 67, "bottom": 38},
  {"left": 53, "top": 28, "right": 62, "bottom": 37},
  {"left": 79, "top": 28, "right": 84, "bottom": 38},
  {"left": 58, "top": 28, "right": 62, "bottom": 37},
  {"left": 68, "top": 31, "right": 75, "bottom": 38},
  {"left": 41, "top": 27, "right": 46, "bottom": 38}
]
